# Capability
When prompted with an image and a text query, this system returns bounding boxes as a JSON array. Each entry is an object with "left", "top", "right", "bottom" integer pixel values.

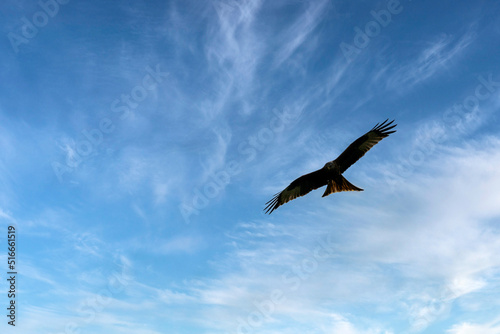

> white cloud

[
  {"left": 328, "top": 314, "right": 393, "bottom": 334},
  {"left": 447, "top": 317, "right": 500, "bottom": 334},
  {"left": 202, "top": 0, "right": 265, "bottom": 118},
  {"left": 0, "top": 207, "right": 13, "bottom": 221},
  {"left": 156, "top": 234, "right": 204, "bottom": 254},
  {"left": 168, "top": 132, "right": 500, "bottom": 332},
  {"left": 383, "top": 31, "right": 475, "bottom": 91},
  {"left": 157, "top": 288, "right": 197, "bottom": 304},
  {"left": 4, "top": 2, "right": 499, "bottom": 334},
  {"left": 274, "top": 0, "right": 331, "bottom": 66}
]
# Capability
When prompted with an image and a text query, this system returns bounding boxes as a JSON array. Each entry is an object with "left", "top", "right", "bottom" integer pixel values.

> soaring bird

[{"left": 264, "top": 119, "right": 396, "bottom": 214}]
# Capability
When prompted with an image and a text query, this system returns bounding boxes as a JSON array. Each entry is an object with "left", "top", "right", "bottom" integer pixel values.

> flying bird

[{"left": 264, "top": 119, "right": 396, "bottom": 214}]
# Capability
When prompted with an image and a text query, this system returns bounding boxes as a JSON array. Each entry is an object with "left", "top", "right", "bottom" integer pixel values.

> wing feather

[
  {"left": 264, "top": 119, "right": 397, "bottom": 214},
  {"left": 334, "top": 119, "right": 397, "bottom": 173},
  {"left": 264, "top": 169, "right": 327, "bottom": 214}
]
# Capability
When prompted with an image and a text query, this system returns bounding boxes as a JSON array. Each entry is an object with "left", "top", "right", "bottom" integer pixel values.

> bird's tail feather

[{"left": 322, "top": 176, "right": 363, "bottom": 197}]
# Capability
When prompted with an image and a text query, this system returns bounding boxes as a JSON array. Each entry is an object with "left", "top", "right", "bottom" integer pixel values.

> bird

[{"left": 264, "top": 119, "right": 397, "bottom": 214}]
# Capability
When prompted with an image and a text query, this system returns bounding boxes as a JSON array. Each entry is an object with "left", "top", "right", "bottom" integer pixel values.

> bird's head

[{"left": 324, "top": 161, "right": 336, "bottom": 170}]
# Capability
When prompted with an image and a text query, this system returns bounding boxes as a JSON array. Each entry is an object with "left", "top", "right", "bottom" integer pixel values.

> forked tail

[{"left": 322, "top": 175, "right": 363, "bottom": 197}]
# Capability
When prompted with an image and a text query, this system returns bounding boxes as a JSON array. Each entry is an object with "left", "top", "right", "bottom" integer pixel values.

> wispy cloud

[
  {"left": 2, "top": 1, "right": 499, "bottom": 333},
  {"left": 447, "top": 317, "right": 500, "bottom": 334},
  {"left": 383, "top": 31, "right": 475, "bottom": 91},
  {"left": 203, "top": 0, "right": 265, "bottom": 117},
  {"left": 273, "top": 0, "right": 331, "bottom": 66},
  {"left": 167, "top": 133, "right": 500, "bottom": 332}
]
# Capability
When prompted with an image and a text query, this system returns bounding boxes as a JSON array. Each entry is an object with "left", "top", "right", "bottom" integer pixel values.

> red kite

[{"left": 264, "top": 119, "right": 396, "bottom": 214}]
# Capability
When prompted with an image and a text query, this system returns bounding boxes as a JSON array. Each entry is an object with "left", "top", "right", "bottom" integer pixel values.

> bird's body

[{"left": 264, "top": 119, "right": 396, "bottom": 214}]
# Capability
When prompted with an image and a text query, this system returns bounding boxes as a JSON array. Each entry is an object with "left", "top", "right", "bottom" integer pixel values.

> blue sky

[{"left": 1, "top": 0, "right": 500, "bottom": 333}]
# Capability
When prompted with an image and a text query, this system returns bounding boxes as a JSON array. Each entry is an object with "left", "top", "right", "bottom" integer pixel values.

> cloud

[
  {"left": 120, "top": 233, "right": 204, "bottom": 256},
  {"left": 327, "top": 314, "right": 393, "bottom": 334},
  {"left": 447, "top": 317, "right": 500, "bottom": 334},
  {"left": 382, "top": 31, "right": 475, "bottom": 91},
  {"left": 167, "top": 132, "right": 500, "bottom": 332},
  {"left": 202, "top": 0, "right": 265, "bottom": 117},
  {"left": 273, "top": 0, "right": 331, "bottom": 66},
  {"left": 20, "top": 304, "right": 164, "bottom": 334},
  {"left": 157, "top": 288, "right": 197, "bottom": 304},
  {"left": 155, "top": 234, "right": 204, "bottom": 254},
  {"left": 0, "top": 207, "right": 14, "bottom": 221},
  {"left": 20, "top": 262, "right": 58, "bottom": 286},
  {"left": 4, "top": 1, "right": 499, "bottom": 333}
]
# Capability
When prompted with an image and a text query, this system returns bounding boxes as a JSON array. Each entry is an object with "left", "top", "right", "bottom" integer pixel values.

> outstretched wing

[
  {"left": 334, "top": 119, "right": 397, "bottom": 174},
  {"left": 264, "top": 169, "right": 327, "bottom": 214}
]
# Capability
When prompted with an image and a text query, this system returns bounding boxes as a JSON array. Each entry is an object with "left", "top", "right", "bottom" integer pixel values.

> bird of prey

[{"left": 264, "top": 119, "right": 396, "bottom": 214}]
